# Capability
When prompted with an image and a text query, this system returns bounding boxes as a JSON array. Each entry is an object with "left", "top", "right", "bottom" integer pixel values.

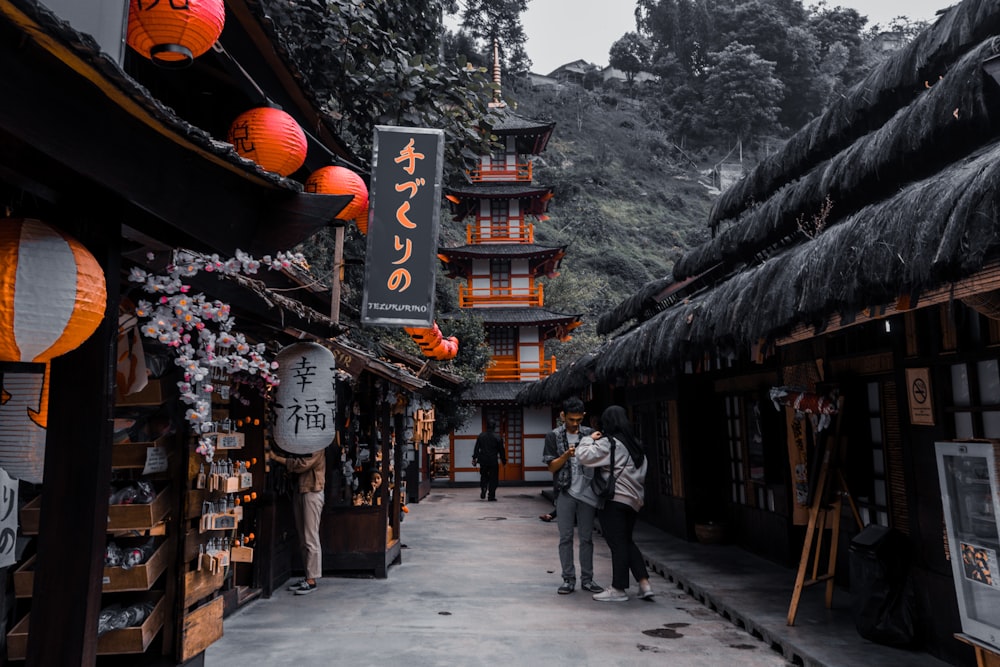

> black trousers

[
  {"left": 479, "top": 462, "right": 499, "bottom": 499},
  {"left": 598, "top": 500, "right": 649, "bottom": 590}
]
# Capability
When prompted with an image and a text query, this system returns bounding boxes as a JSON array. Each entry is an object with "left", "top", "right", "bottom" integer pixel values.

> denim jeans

[{"left": 556, "top": 491, "right": 597, "bottom": 584}]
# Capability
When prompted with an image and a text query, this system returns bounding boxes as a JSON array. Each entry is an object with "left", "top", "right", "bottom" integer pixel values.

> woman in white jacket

[{"left": 576, "top": 405, "right": 655, "bottom": 602}]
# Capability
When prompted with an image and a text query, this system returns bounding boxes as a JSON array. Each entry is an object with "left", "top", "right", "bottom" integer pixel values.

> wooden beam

[
  {"left": 0, "top": 15, "right": 350, "bottom": 256},
  {"left": 27, "top": 222, "right": 120, "bottom": 666}
]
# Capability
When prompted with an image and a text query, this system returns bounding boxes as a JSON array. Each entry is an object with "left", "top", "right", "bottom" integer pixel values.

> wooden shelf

[
  {"left": 111, "top": 435, "right": 171, "bottom": 470},
  {"left": 7, "top": 594, "right": 166, "bottom": 659},
  {"left": 21, "top": 488, "right": 171, "bottom": 535}
]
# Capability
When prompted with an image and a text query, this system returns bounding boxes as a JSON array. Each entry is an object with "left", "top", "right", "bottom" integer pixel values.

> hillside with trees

[{"left": 270, "top": 0, "right": 928, "bottom": 374}]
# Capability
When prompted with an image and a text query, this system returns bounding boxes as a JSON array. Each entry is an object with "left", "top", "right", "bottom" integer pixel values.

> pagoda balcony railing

[
  {"left": 458, "top": 284, "right": 543, "bottom": 308},
  {"left": 466, "top": 221, "right": 534, "bottom": 244},
  {"left": 468, "top": 161, "right": 533, "bottom": 183},
  {"left": 485, "top": 357, "right": 557, "bottom": 382}
]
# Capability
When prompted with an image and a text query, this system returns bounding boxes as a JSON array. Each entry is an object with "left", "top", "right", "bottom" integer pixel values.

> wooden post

[
  {"left": 27, "top": 224, "right": 119, "bottom": 666},
  {"left": 330, "top": 226, "right": 344, "bottom": 325}
]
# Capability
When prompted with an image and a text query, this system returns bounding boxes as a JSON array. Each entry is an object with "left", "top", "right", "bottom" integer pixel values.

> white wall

[{"left": 523, "top": 405, "right": 553, "bottom": 482}]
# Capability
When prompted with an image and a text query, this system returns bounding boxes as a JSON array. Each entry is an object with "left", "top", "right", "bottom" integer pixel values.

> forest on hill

[{"left": 272, "top": 0, "right": 927, "bottom": 373}]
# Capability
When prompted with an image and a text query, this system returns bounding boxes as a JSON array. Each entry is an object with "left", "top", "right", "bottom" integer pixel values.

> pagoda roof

[
  {"left": 443, "top": 308, "right": 581, "bottom": 328},
  {"left": 438, "top": 243, "right": 565, "bottom": 260},
  {"left": 445, "top": 183, "right": 554, "bottom": 221},
  {"left": 483, "top": 105, "right": 555, "bottom": 154},
  {"left": 461, "top": 381, "right": 533, "bottom": 405},
  {"left": 446, "top": 183, "right": 553, "bottom": 198}
]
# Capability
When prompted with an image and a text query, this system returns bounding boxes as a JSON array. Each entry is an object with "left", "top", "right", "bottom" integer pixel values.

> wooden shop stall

[{"left": 0, "top": 0, "right": 363, "bottom": 664}]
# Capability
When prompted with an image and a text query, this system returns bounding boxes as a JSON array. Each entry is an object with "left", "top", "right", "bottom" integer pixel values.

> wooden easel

[{"left": 786, "top": 401, "right": 863, "bottom": 626}]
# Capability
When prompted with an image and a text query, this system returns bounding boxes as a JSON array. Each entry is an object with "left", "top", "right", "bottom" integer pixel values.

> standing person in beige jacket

[{"left": 269, "top": 449, "right": 326, "bottom": 595}]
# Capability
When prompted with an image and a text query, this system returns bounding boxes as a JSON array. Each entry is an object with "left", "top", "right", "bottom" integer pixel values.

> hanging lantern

[
  {"left": 0, "top": 218, "right": 107, "bottom": 483},
  {"left": 126, "top": 0, "right": 226, "bottom": 68},
  {"left": 272, "top": 343, "right": 337, "bottom": 454},
  {"left": 305, "top": 166, "right": 370, "bottom": 233},
  {"left": 227, "top": 107, "right": 308, "bottom": 177}
]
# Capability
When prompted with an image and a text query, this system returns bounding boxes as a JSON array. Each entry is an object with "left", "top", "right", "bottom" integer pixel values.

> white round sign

[{"left": 272, "top": 342, "right": 337, "bottom": 454}]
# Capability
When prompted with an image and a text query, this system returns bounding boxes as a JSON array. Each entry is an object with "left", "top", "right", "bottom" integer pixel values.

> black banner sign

[{"left": 361, "top": 126, "right": 444, "bottom": 327}]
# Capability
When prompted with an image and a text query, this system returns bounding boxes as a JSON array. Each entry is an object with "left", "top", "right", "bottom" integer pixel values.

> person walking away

[
  {"left": 472, "top": 419, "right": 506, "bottom": 501},
  {"left": 269, "top": 449, "right": 326, "bottom": 595},
  {"left": 577, "top": 405, "right": 654, "bottom": 602},
  {"left": 542, "top": 397, "right": 604, "bottom": 595}
]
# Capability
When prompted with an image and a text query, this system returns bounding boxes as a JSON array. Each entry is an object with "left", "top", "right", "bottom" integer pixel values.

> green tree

[
  {"left": 701, "top": 42, "right": 784, "bottom": 146},
  {"left": 457, "top": 0, "right": 532, "bottom": 77},
  {"left": 609, "top": 32, "right": 652, "bottom": 85},
  {"left": 263, "top": 0, "right": 499, "bottom": 175}
]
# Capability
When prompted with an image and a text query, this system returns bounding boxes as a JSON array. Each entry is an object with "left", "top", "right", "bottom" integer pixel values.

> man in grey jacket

[{"left": 542, "top": 397, "right": 604, "bottom": 595}]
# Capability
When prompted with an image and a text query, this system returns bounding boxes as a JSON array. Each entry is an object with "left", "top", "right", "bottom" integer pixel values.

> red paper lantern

[
  {"left": 126, "top": 0, "right": 226, "bottom": 67},
  {"left": 227, "top": 108, "right": 308, "bottom": 177},
  {"left": 305, "top": 166, "right": 370, "bottom": 233}
]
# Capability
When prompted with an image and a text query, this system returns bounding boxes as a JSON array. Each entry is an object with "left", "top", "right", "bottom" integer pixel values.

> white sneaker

[
  {"left": 638, "top": 584, "right": 656, "bottom": 600},
  {"left": 593, "top": 587, "right": 628, "bottom": 602}
]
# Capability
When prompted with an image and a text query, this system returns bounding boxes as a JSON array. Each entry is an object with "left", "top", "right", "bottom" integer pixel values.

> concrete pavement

[{"left": 206, "top": 488, "right": 795, "bottom": 667}]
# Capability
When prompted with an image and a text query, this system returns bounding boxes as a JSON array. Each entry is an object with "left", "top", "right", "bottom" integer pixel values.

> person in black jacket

[{"left": 472, "top": 419, "right": 506, "bottom": 501}]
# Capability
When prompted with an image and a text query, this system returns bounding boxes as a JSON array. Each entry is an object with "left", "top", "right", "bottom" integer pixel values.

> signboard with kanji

[{"left": 361, "top": 126, "right": 445, "bottom": 327}]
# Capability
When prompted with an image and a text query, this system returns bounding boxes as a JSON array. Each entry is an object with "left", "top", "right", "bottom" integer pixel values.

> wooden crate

[
  {"left": 183, "top": 567, "right": 224, "bottom": 608},
  {"left": 97, "top": 594, "right": 166, "bottom": 655},
  {"left": 111, "top": 434, "right": 171, "bottom": 470},
  {"left": 103, "top": 538, "right": 171, "bottom": 592},
  {"left": 6, "top": 613, "right": 28, "bottom": 661},
  {"left": 7, "top": 594, "right": 166, "bottom": 659},
  {"left": 19, "top": 495, "right": 40, "bottom": 535},
  {"left": 108, "top": 487, "right": 171, "bottom": 531},
  {"left": 13, "top": 555, "right": 35, "bottom": 598},
  {"left": 180, "top": 596, "right": 223, "bottom": 662},
  {"left": 14, "top": 538, "right": 170, "bottom": 597},
  {"left": 116, "top": 378, "right": 176, "bottom": 407},
  {"left": 21, "top": 488, "right": 170, "bottom": 535}
]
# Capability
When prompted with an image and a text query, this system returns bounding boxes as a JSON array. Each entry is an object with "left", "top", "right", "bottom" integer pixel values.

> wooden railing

[
  {"left": 468, "top": 161, "right": 533, "bottom": 183},
  {"left": 466, "top": 221, "right": 534, "bottom": 244},
  {"left": 485, "top": 357, "right": 557, "bottom": 382},
  {"left": 458, "top": 284, "right": 543, "bottom": 308}
]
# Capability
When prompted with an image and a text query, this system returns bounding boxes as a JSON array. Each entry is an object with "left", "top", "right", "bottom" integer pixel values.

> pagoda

[{"left": 439, "top": 46, "right": 581, "bottom": 484}]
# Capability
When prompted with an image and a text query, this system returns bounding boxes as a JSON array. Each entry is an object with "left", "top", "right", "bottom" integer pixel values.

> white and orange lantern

[
  {"left": 0, "top": 218, "right": 107, "bottom": 483},
  {"left": 272, "top": 342, "right": 337, "bottom": 454}
]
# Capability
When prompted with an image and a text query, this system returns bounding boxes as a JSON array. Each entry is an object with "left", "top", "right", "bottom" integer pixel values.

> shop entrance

[{"left": 486, "top": 407, "right": 523, "bottom": 481}]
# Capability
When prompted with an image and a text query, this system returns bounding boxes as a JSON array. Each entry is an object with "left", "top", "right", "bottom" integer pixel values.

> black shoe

[
  {"left": 294, "top": 582, "right": 318, "bottom": 596},
  {"left": 581, "top": 581, "right": 604, "bottom": 593},
  {"left": 488, "top": 497, "right": 497, "bottom": 501},
  {"left": 481, "top": 490, "right": 486, "bottom": 499},
  {"left": 558, "top": 581, "right": 575, "bottom": 595}
]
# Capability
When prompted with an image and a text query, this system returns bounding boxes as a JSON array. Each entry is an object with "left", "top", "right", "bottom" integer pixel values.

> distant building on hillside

[
  {"left": 600, "top": 65, "right": 656, "bottom": 85},
  {"left": 527, "top": 72, "right": 562, "bottom": 90},
  {"left": 547, "top": 59, "right": 596, "bottom": 85}
]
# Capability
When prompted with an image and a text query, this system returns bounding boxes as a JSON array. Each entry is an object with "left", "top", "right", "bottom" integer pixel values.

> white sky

[{"left": 519, "top": 1, "right": 956, "bottom": 75}]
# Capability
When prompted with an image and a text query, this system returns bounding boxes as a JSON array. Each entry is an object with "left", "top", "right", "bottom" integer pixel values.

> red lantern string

[
  {"left": 227, "top": 108, "right": 308, "bottom": 177},
  {"left": 305, "top": 166, "right": 370, "bottom": 233},
  {"left": 126, "top": 0, "right": 226, "bottom": 67}
]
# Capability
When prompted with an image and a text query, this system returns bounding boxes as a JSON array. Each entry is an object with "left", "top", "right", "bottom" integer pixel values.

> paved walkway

[{"left": 206, "top": 487, "right": 955, "bottom": 667}]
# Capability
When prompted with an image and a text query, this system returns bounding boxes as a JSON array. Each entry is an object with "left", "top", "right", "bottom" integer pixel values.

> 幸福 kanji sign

[{"left": 361, "top": 126, "right": 444, "bottom": 327}]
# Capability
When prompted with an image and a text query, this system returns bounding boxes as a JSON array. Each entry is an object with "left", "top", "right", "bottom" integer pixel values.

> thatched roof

[
  {"left": 706, "top": 0, "right": 1000, "bottom": 233},
  {"left": 521, "top": 135, "right": 1000, "bottom": 405},
  {"left": 675, "top": 36, "right": 1000, "bottom": 281},
  {"left": 520, "top": 0, "right": 1000, "bottom": 407}
]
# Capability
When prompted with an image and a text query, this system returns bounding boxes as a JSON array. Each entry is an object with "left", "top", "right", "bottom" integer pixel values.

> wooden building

[
  {"left": 439, "top": 75, "right": 580, "bottom": 484},
  {"left": 520, "top": 1, "right": 1000, "bottom": 664},
  {"left": 0, "top": 1, "right": 448, "bottom": 664}
]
